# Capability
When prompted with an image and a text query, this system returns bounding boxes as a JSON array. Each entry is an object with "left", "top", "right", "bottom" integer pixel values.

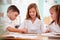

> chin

[{"left": 11, "top": 19, "right": 15, "bottom": 21}]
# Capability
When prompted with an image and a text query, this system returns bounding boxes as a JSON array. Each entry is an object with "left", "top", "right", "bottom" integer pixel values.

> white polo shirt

[
  {"left": 48, "top": 22, "right": 60, "bottom": 33},
  {"left": 3, "top": 16, "right": 16, "bottom": 32},
  {"left": 19, "top": 18, "right": 47, "bottom": 33}
]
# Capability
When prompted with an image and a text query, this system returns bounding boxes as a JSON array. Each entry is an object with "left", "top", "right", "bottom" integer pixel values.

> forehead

[
  {"left": 50, "top": 8, "right": 55, "bottom": 12},
  {"left": 29, "top": 7, "right": 36, "bottom": 11},
  {"left": 50, "top": 7, "right": 56, "bottom": 10}
]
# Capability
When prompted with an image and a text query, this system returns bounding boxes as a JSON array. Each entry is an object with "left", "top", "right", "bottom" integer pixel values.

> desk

[
  {"left": 0, "top": 34, "right": 46, "bottom": 40},
  {"left": 41, "top": 33, "right": 60, "bottom": 40},
  {"left": 0, "top": 33, "right": 60, "bottom": 40}
]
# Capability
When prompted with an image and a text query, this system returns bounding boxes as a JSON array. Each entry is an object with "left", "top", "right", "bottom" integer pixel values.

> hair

[
  {"left": 49, "top": 5, "right": 60, "bottom": 26},
  {"left": 50, "top": 20, "right": 55, "bottom": 25},
  {"left": 26, "top": 3, "right": 41, "bottom": 20},
  {"left": 7, "top": 5, "right": 20, "bottom": 14}
]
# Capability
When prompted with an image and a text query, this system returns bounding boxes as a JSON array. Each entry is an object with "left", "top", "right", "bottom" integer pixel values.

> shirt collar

[{"left": 29, "top": 17, "right": 40, "bottom": 24}]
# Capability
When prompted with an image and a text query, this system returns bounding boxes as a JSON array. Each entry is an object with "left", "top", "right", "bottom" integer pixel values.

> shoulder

[
  {"left": 2, "top": 16, "right": 12, "bottom": 24},
  {"left": 36, "top": 18, "right": 45, "bottom": 26},
  {"left": 36, "top": 18, "right": 41, "bottom": 22},
  {"left": 37, "top": 18, "right": 44, "bottom": 23},
  {"left": 24, "top": 19, "right": 30, "bottom": 22},
  {"left": 2, "top": 16, "right": 9, "bottom": 22},
  {"left": 3, "top": 16, "right": 10, "bottom": 20},
  {"left": 22, "top": 19, "right": 30, "bottom": 24},
  {"left": 48, "top": 22, "right": 55, "bottom": 28}
]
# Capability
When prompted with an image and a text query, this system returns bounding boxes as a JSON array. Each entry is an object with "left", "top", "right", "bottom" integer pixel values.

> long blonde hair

[{"left": 26, "top": 3, "right": 41, "bottom": 20}]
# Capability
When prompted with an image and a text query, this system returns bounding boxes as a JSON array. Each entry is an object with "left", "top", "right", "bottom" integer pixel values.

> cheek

[
  {"left": 29, "top": 13, "right": 31, "bottom": 16},
  {"left": 55, "top": 14, "right": 57, "bottom": 18},
  {"left": 51, "top": 15, "right": 53, "bottom": 19},
  {"left": 54, "top": 14, "right": 57, "bottom": 20},
  {"left": 51, "top": 15, "right": 55, "bottom": 18},
  {"left": 29, "top": 12, "right": 36, "bottom": 16},
  {"left": 34, "top": 13, "right": 36, "bottom": 16},
  {"left": 51, "top": 14, "right": 57, "bottom": 20},
  {"left": 13, "top": 16, "right": 16, "bottom": 19},
  {"left": 11, "top": 15, "right": 16, "bottom": 19},
  {"left": 29, "top": 13, "right": 33, "bottom": 17},
  {"left": 53, "top": 13, "right": 56, "bottom": 18}
]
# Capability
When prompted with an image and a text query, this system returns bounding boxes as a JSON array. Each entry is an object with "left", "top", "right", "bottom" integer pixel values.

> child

[
  {"left": 18, "top": 3, "right": 47, "bottom": 33},
  {"left": 48, "top": 5, "right": 60, "bottom": 33},
  {"left": 3, "top": 5, "right": 20, "bottom": 32}
]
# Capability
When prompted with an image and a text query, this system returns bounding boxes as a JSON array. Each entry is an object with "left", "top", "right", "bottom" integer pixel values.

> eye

[
  {"left": 50, "top": 12, "right": 53, "bottom": 15},
  {"left": 29, "top": 11, "right": 31, "bottom": 13},
  {"left": 32, "top": 11, "right": 35, "bottom": 13}
]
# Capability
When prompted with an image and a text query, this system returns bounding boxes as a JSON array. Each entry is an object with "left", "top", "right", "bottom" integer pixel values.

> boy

[{"left": 3, "top": 5, "right": 20, "bottom": 32}]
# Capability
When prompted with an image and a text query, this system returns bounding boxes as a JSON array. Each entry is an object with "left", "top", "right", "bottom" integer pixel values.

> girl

[
  {"left": 48, "top": 5, "right": 60, "bottom": 33},
  {"left": 18, "top": 3, "right": 47, "bottom": 33}
]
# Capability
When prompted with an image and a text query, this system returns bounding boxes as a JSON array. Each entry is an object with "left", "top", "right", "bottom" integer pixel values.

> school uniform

[
  {"left": 3, "top": 16, "right": 18, "bottom": 32},
  {"left": 48, "top": 22, "right": 60, "bottom": 33},
  {"left": 19, "top": 18, "right": 47, "bottom": 33}
]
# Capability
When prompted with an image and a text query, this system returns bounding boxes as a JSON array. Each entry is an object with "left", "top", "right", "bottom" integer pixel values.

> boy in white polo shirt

[{"left": 3, "top": 5, "right": 20, "bottom": 32}]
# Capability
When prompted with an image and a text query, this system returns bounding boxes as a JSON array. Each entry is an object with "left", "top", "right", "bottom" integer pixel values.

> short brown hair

[
  {"left": 26, "top": 3, "right": 41, "bottom": 20},
  {"left": 50, "top": 5, "right": 60, "bottom": 26},
  {"left": 7, "top": 5, "right": 20, "bottom": 14}
]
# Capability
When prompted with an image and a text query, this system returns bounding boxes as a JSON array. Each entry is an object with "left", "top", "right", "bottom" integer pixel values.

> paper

[
  {"left": 41, "top": 33, "right": 55, "bottom": 37},
  {"left": 4, "top": 32, "right": 38, "bottom": 39},
  {"left": 52, "top": 33, "right": 60, "bottom": 35}
]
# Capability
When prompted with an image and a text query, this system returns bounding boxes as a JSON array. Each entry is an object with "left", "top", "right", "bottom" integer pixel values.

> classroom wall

[
  {"left": 38, "top": 0, "right": 44, "bottom": 19},
  {"left": 0, "top": 0, "right": 60, "bottom": 25}
]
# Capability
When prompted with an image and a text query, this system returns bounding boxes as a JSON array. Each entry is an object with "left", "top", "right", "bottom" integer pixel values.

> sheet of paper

[
  {"left": 5, "top": 32, "right": 38, "bottom": 39},
  {"left": 41, "top": 33, "right": 55, "bottom": 37}
]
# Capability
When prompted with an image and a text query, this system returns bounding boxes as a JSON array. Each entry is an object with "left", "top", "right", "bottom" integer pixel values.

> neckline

[{"left": 30, "top": 18, "right": 39, "bottom": 24}]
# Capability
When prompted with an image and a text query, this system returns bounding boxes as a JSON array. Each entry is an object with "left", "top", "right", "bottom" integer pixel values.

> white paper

[
  {"left": 5, "top": 32, "right": 38, "bottom": 39},
  {"left": 41, "top": 33, "right": 55, "bottom": 37}
]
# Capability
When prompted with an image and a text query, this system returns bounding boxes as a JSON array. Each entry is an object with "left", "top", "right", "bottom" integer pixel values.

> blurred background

[{"left": 0, "top": 0, "right": 60, "bottom": 34}]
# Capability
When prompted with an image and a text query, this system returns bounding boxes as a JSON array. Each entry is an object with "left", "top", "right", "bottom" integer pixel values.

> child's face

[
  {"left": 29, "top": 7, "right": 36, "bottom": 19},
  {"left": 50, "top": 8, "right": 57, "bottom": 20},
  {"left": 8, "top": 10, "right": 18, "bottom": 20}
]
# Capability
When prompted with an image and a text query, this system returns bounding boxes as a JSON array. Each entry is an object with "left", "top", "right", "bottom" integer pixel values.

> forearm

[
  {"left": 7, "top": 27, "right": 28, "bottom": 33},
  {"left": 7, "top": 27, "right": 18, "bottom": 32},
  {"left": 17, "top": 29, "right": 28, "bottom": 33}
]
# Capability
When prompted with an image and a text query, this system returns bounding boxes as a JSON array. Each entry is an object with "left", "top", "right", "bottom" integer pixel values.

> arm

[
  {"left": 7, "top": 26, "right": 28, "bottom": 33},
  {"left": 7, "top": 26, "right": 18, "bottom": 32},
  {"left": 18, "top": 20, "right": 28, "bottom": 33},
  {"left": 45, "top": 28, "right": 51, "bottom": 33},
  {"left": 41, "top": 25, "right": 51, "bottom": 33},
  {"left": 40, "top": 21, "right": 49, "bottom": 33},
  {"left": 45, "top": 25, "right": 52, "bottom": 33}
]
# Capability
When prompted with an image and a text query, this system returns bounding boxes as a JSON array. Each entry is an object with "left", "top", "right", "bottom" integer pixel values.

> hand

[
  {"left": 18, "top": 29, "right": 28, "bottom": 34},
  {"left": 45, "top": 29, "right": 51, "bottom": 33}
]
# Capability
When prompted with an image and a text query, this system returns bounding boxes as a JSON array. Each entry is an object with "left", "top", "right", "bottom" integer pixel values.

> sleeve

[
  {"left": 47, "top": 24, "right": 58, "bottom": 33},
  {"left": 18, "top": 20, "right": 27, "bottom": 29},
  {"left": 40, "top": 20, "right": 47, "bottom": 33},
  {"left": 2, "top": 17, "right": 12, "bottom": 31},
  {"left": 47, "top": 25, "right": 54, "bottom": 33}
]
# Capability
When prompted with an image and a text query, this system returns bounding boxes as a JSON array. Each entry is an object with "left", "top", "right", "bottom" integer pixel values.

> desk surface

[{"left": 0, "top": 33, "right": 60, "bottom": 40}]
